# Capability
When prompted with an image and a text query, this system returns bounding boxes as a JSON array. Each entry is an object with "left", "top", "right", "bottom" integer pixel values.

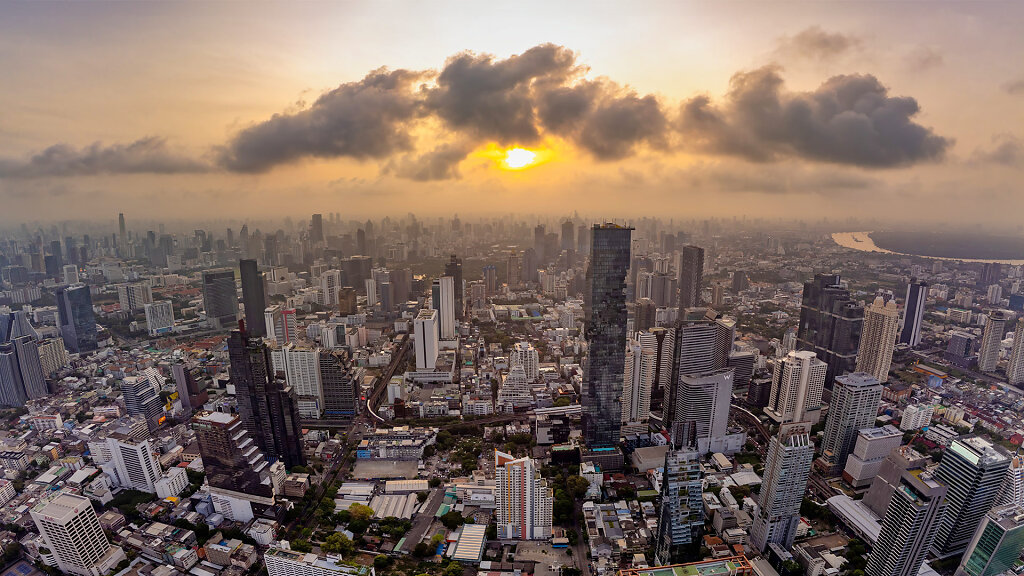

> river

[{"left": 831, "top": 231, "right": 1024, "bottom": 265}]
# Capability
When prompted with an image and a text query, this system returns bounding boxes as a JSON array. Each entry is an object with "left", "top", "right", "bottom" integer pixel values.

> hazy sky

[{"left": 1, "top": 1, "right": 1023, "bottom": 226}]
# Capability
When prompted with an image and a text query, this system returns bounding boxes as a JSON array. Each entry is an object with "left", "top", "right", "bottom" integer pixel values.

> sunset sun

[{"left": 503, "top": 147, "right": 537, "bottom": 169}]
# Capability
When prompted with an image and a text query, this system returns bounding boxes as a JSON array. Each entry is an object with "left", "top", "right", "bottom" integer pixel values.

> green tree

[
  {"left": 443, "top": 562, "right": 464, "bottom": 576},
  {"left": 485, "top": 522, "right": 497, "bottom": 539},
  {"left": 291, "top": 539, "right": 312, "bottom": 553},
  {"left": 349, "top": 503, "right": 374, "bottom": 523},
  {"left": 322, "top": 533, "right": 355, "bottom": 557},
  {"left": 566, "top": 476, "right": 590, "bottom": 499},
  {"left": 373, "top": 555, "right": 390, "bottom": 570},
  {"left": 413, "top": 542, "right": 432, "bottom": 557},
  {"left": 441, "top": 510, "right": 465, "bottom": 530},
  {"left": 429, "top": 477, "right": 443, "bottom": 488}
]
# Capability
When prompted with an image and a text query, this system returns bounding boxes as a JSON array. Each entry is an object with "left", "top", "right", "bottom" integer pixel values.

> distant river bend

[{"left": 831, "top": 231, "right": 1024, "bottom": 265}]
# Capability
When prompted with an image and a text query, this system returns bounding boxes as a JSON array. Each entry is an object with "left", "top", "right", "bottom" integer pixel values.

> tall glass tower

[{"left": 582, "top": 223, "right": 632, "bottom": 449}]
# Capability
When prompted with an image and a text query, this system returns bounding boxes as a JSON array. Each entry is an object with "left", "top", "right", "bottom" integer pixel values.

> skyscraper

[
  {"left": 796, "top": 273, "right": 864, "bottom": 383},
  {"left": 865, "top": 470, "right": 947, "bottom": 576},
  {"left": 192, "top": 411, "right": 274, "bottom": 522},
  {"left": 509, "top": 342, "right": 540, "bottom": 380},
  {"left": 932, "top": 437, "right": 1012, "bottom": 558},
  {"left": 310, "top": 213, "right": 324, "bottom": 243},
  {"left": 750, "top": 421, "right": 815, "bottom": 553},
  {"left": 121, "top": 374, "right": 164, "bottom": 431},
  {"left": 482, "top": 265, "right": 498, "bottom": 295},
  {"left": 635, "top": 298, "right": 656, "bottom": 332},
  {"left": 239, "top": 259, "right": 267, "bottom": 338},
  {"left": 856, "top": 296, "right": 900, "bottom": 382},
  {"left": 57, "top": 283, "right": 97, "bottom": 354},
  {"left": 265, "top": 305, "right": 297, "bottom": 345},
  {"left": 494, "top": 450, "right": 553, "bottom": 540},
  {"left": 640, "top": 327, "right": 676, "bottom": 413},
  {"left": 978, "top": 311, "right": 1009, "bottom": 373},
  {"left": 106, "top": 433, "right": 162, "bottom": 493},
  {"left": 444, "top": 254, "right": 464, "bottom": 320},
  {"left": 319, "top": 349, "right": 363, "bottom": 419},
  {"left": 656, "top": 435, "right": 703, "bottom": 564},
  {"left": 561, "top": 220, "right": 575, "bottom": 252},
  {"left": 582, "top": 223, "right": 632, "bottom": 449},
  {"left": 677, "top": 245, "right": 704, "bottom": 310},
  {"left": 898, "top": 280, "right": 928, "bottom": 347},
  {"left": 116, "top": 282, "right": 152, "bottom": 313},
  {"left": 997, "top": 455, "right": 1024, "bottom": 508},
  {"left": 766, "top": 350, "right": 827, "bottom": 425},
  {"left": 621, "top": 339, "right": 655, "bottom": 434},
  {"left": 864, "top": 445, "right": 931, "bottom": 517},
  {"left": 672, "top": 368, "right": 735, "bottom": 455},
  {"left": 171, "top": 361, "right": 207, "bottom": 414},
  {"left": 955, "top": 504, "right": 1024, "bottom": 576},
  {"left": 31, "top": 491, "right": 126, "bottom": 576},
  {"left": 816, "top": 372, "right": 883, "bottom": 476},
  {"left": 144, "top": 300, "right": 174, "bottom": 337},
  {"left": 431, "top": 276, "right": 456, "bottom": 340},
  {"left": 413, "top": 309, "right": 439, "bottom": 371},
  {"left": 507, "top": 251, "right": 522, "bottom": 289},
  {"left": 202, "top": 268, "right": 238, "bottom": 329},
  {"left": 0, "top": 335, "right": 47, "bottom": 405},
  {"left": 1007, "top": 319, "right": 1024, "bottom": 385}
]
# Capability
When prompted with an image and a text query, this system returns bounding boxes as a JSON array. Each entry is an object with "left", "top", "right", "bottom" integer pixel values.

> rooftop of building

[{"left": 617, "top": 556, "right": 752, "bottom": 576}]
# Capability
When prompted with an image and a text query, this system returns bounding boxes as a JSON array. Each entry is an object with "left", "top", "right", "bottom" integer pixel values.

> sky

[{"left": 1, "top": 1, "right": 1023, "bottom": 227}]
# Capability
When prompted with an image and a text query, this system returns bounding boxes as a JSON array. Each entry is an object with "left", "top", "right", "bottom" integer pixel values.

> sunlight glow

[{"left": 503, "top": 148, "right": 537, "bottom": 169}]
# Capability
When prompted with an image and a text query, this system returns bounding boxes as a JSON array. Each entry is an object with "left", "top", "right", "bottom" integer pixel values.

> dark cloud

[
  {"left": 423, "top": 43, "right": 579, "bottom": 144},
  {"left": 1004, "top": 78, "right": 1024, "bottom": 95},
  {"left": 776, "top": 26, "right": 861, "bottom": 60},
  {"left": 677, "top": 66, "right": 951, "bottom": 167},
  {"left": 972, "top": 134, "right": 1023, "bottom": 166},
  {"left": 0, "top": 137, "right": 209, "bottom": 178},
  {"left": 385, "top": 142, "right": 474, "bottom": 181},
  {"left": 217, "top": 68, "right": 428, "bottom": 172}
]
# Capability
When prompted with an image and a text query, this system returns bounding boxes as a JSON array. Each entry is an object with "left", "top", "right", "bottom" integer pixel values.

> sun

[{"left": 503, "top": 148, "right": 537, "bottom": 169}]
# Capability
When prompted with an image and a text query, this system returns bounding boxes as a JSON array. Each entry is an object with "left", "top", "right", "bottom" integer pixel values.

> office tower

[
  {"left": 265, "top": 305, "right": 297, "bottom": 345},
  {"left": 988, "top": 284, "right": 1003, "bottom": 306},
  {"left": 444, "top": 254, "right": 464, "bottom": 320},
  {"left": 337, "top": 286, "right": 357, "bottom": 316},
  {"left": 144, "top": 300, "right": 174, "bottom": 337},
  {"left": 766, "top": 350, "right": 827, "bottom": 425},
  {"left": 510, "top": 342, "right": 539, "bottom": 380},
  {"left": 62, "top": 264, "right": 79, "bottom": 285},
  {"left": 932, "top": 437, "right": 1012, "bottom": 558},
  {"left": 856, "top": 296, "right": 900, "bottom": 382},
  {"left": 37, "top": 338, "right": 68, "bottom": 377},
  {"left": 649, "top": 272, "right": 676, "bottom": 307},
  {"left": 271, "top": 344, "right": 324, "bottom": 418},
  {"left": 727, "top": 345, "right": 756, "bottom": 392},
  {"left": 431, "top": 276, "right": 456, "bottom": 340},
  {"left": 57, "top": 283, "right": 97, "bottom": 354},
  {"left": 955, "top": 504, "right": 1024, "bottom": 576},
  {"left": 711, "top": 283, "right": 725, "bottom": 307},
  {"left": 817, "top": 372, "right": 883, "bottom": 476},
  {"left": 842, "top": 424, "right": 904, "bottom": 489},
  {"left": 865, "top": 445, "right": 931, "bottom": 517},
  {"left": 227, "top": 328, "right": 306, "bottom": 468},
  {"left": 0, "top": 310, "right": 37, "bottom": 343},
  {"left": 320, "top": 349, "right": 362, "bottom": 419},
  {"left": 116, "top": 282, "right": 152, "bottom": 313},
  {"left": 413, "top": 309, "right": 439, "bottom": 371},
  {"left": 635, "top": 298, "right": 656, "bottom": 332},
  {"left": 310, "top": 213, "right": 324, "bottom": 243},
  {"left": 978, "top": 311, "right": 1009, "bottom": 373},
  {"left": 732, "top": 271, "right": 748, "bottom": 293},
  {"left": 11, "top": 336, "right": 45, "bottom": 399},
  {"left": 121, "top": 375, "right": 163, "bottom": 431},
  {"left": 364, "top": 278, "right": 378, "bottom": 307},
  {"left": 171, "top": 362, "right": 207, "bottom": 414},
  {"left": 582, "top": 223, "right": 632, "bottom": 449},
  {"left": 507, "top": 251, "right": 522, "bottom": 289},
  {"left": 106, "top": 433, "right": 161, "bottom": 493},
  {"left": 750, "top": 422, "right": 815, "bottom": 553},
  {"left": 118, "top": 212, "right": 127, "bottom": 254},
  {"left": 983, "top": 263, "right": 1003, "bottom": 286},
  {"left": 494, "top": 450, "right": 553, "bottom": 540},
  {"left": 677, "top": 245, "right": 704, "bottom": 310},
  {"left": 639, "top": 327, "right": 675, "bottom": 413},
  {"left": 797, "top": 273, "right": 864, "bottom": 383},
  {"left": 622, "top": 340, "right": 655, "bottom": 434},
  {"left": 561, "top": 220, "right": 575, "bottom": 251},
  {"left": 656, "top": 433, "right": 703, "bottom": 564},
  {"left": 865, "top": 470, "right": 947, "bottom": 576},
  {"left": 1007, "top": 319, "right": 1024, "bottom": 385},
  {"left": 239, "top": 259, "right": 267, "bottom": 338},
  {"left": 482, "top": 265, "right": 498, "bottom": 295},
  {"left": 202, "top": 268, "right": 238, "bottom": 329},
  {"left": 665, "top": 319, "right": 719, "bottom": 422},
  {"left": 898, "top": 280, "right": 929, "bottom": 347},
  {"left": 319, "top": 269, "right": 342, "bottom": 306},
  {"left": 31, "top": 491, "right": 126, "bottom": 576},
  {"left": 672, "top": 368, "right": 734, "bottom": 455},
  {"left": 192, "top": 411, "right": 274, "bottom": 522},
  {"left": 998, "top": 456, "right": 1024, "bottom": 508},
  {"left": 947, "top": 331, "right": 978, "bottom": 369}
]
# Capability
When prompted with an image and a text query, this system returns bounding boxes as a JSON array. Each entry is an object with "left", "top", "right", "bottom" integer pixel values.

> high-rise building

[
  {"left": 507, "top": 251, "right": 522, "bottom": 289},
  {"left": 239, "top": 259, "right": 267, "bottom": 338},
  {"left": 666, "top": 319, "right": 720, "bottom": 423},
  {"left": 947, "top": 331, "right": 978, "bottom": 368},
  {"left": 106, "top": 433, "right": 162, "bottom": 493},
  {"left": 202, "top": 268, "right": 238, "bottom": 329},
  {"left": 265, "top": 547, "right": 376, "bottom": 576},
  {"left": 655, "top": 434, "right": 703, "bottom": 564},
  {"left": 672, "top": 368, "right": 735, "bottom": 455},
  {"left": 497, "top": 361, "right": 531, "bottom": 411},
  {"left": 1007, "top": 319, "right": 1024, "bottom": 385},
  {"left": 797, "top": 273, "right": 864, "bottom": 383},
  {"left": 621, "top": 340, "right": 655, "bottom": 434},
  {"left": 144, "top": 300, "right": 174, "bottom": 337},
  {"left": 62, "top": 264, "right": 79, "bottom": 285},
  {"left": 31, "top": 491, "right": 126, "bottom": 576},
  {"left": 171, "top": 361, "right": 207, "bottom": 414},
  {"left": 57, "top": 283, "right": 97, "bottom": 354},
  {"left": 494, "top": 450, "right": 553, "bottom": 540},
  {"left": 116, "top": 282, "right": 152, "bottom": 313},
  {"left": 364, "top": 278, "right": 378, "bottom": 307},
  {"left": 988, "top": 284, "right": 1004, "bottom": 306},
  {"left": 192, "top": 411, "right": 274, "bottom": 522},
  {"left": 639, "top": 327, "right": 675, "bottom": 413},
  {"left": 766, "top": 350, "right": 827, "bottom": 425},
  {"left": 310, "top": 213, "right": 324, "bottom": 243},
  {"left": 337, "top": 286, "right": 357, "bottom": 316},
  {"left": 955, "top": 504, "right": 1024, "bottom": 576},
  {"left": 978, "top": 311, "right": 1009, "bottom": 373},
  {"left": 509, "top": 342, "right": 539, "bottom": 381},
  {"left": 635, "top": 298, "right": 656, "bottom": 332},
  {"left": 319, "top": 349, "right": 363, "bottom": 420},
  {"left": 0, "top": 335, "right": 47, "bottom": 406},
  {"left": 413, "top": 309, "right": 439, "bottom": 371},
  {"left": 444, "top": 255, "right": 464, "bottom": 320},
  {"left": 750, "top": 421, "right": 815, "bottom": 553},
  {"left": 431, "top": 276, "right": 456, "bottom": 340},
  {"left": 271, "top": 344, "right": 324, "bottom": 419},
  {"left": 997, "top": 456, "right": 1024, "bottom": 508},
  {"left": 865, "top": 445, "right": 931, "bottom": 517},
  {"left": 865, "top": 470, "right": 947, "bottom": 576},
  {"left": 319, "top": 269, "right": 341, "bottom": 306},
  {"left": 265, "top": 305, "right": 297, "bottom": 345},
  {"left": 932, "top": 437, "right": 1012, "bottom": 558},
  {"left": 228, "top": 329, "right": 306, "bottom": 469},
  {"left": 121, "top": 375, "right": 163, "bottom": 431},
  {"left": 856, "top": 296, "right": 900, "bottom": 382},
  {"left": 483, "top": 265, "right": 498, "bottom": 295},
  {"left": 899, "top": 280, "right": 928, "bottom": 347},
  {"left": 842, "top": 425, "right": 904, "bottom": 489},
  {"left": 816, "top": 372, "right": 883, "bottom": 476},
  {"left": 561, "top": 220, "right": 575, "bottom": 252},
  {"left": 677, "top": 245, "right": 704, "bottom": 310},
  {"left": 37, "top": 337, "right": 68, "bottom": 377},
  {"left": 582, "top": 223, "right": 632, "bottom": 449}
]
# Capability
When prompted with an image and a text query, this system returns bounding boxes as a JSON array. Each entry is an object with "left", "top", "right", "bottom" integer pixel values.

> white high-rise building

[
  {"left": 843, "top": 425, "right": 904, "bottom": 489},
  {"left": 979, "top": 312, "right": 1009, "bottom": 373},
  {"left": 495, "top": 450, "right": 553, "bottom": 540},
  {"left": 319, "top": 270, "right": 341, "bottom": 306},
  {"left": 498, "top": 361, "right": 532, "bottom": 412},
  {"left": 900, "top": 403, "right": 935, "bottom": 431},
  {"left": 510, "top": 342, "right": 540, "bottom": 381},
  {"left": 271, "top": 344, "right": 324, "bottom": 418},
  {"left": 766, "top": 350, "right": 827, "bottom": 424},
  {"left": 750, "top": 421, "right": 815, "bottom": 553},
  {"left": 116, "top": 282, "right": 153, "bottom": 313},
  {"left": 265, "top": 305, "right": 297, "bottom": 345},
  {"left": 62, "top": 264, "right": 79, "bottom": 285},
  {"left": 413, "top": 309, "right": 439, "bottom": 371},
  {"left": 1007, "top": 319, "right": 1024, "bottom": 385},
  {"left": 621, "top": 340, "right": 655, "bottom": 434},
  {"left": 997, "top": 456, "right": 1024, "bottom": 508},
  {"left": 144, "top": 300, "right": 174, "bottom": 337},
  {"left": 365, "top": 278, "right": 378, "bottom": 307},
  {"left": 865, "top": 470, "right": 947, "bottom": 576},
  {"left": 988, "top": 284, "right": 1004, "bottom": 305},
  {"left": 817, "top": 372, "right": 883, "bottom": 476},
  {"left": 672, "top": 368, "right": 735, "bottom": 454},
  {"left": 431, "top": 276, "right": 456, "bottom": 340},
  {"left": 856, "top": 296, "right": 900, "bottom": 382},
  {"left": 106, "top": 434, "right": 162, "bottom": 493},
  {"left": 265, "top": 547, "right": 376, "bottom": 576},
  {"left": 30, "top": 491, "right": 127, "bottom": 576}
]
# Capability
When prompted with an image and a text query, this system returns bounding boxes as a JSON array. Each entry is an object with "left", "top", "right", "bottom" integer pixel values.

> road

[
  {"left": 367, "top": 333, "right": 411, "bottom": 423},
  {"left": 399, "top": 486, "right": 446, "bottom": 552}
]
